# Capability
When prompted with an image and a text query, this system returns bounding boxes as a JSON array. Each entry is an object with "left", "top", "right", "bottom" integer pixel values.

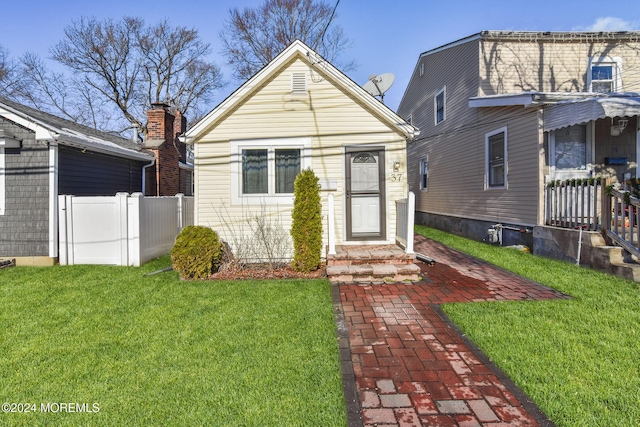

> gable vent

[{"left": 291, "top": 72, "right": 307, "bottom": 93}]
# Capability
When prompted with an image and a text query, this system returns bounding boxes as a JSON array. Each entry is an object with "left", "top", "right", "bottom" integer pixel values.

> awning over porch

[{"left": 544, "top": 96, "right": 640, "bottom": 131}]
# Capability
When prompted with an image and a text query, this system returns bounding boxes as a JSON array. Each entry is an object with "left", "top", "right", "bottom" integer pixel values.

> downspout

[
  {"left": 48, "top": 139, "right": 59, "bottom": 258},
  {"left": 142, "top": 158, "right": 155, "bottom": 196}
]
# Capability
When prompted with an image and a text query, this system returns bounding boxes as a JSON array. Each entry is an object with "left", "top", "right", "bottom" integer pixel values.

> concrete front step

[
  {"left": 327, "top": 263, "right": 421, "bottom": 284},
  {"left": 327, "top": 245, "right": 416, "bottom": 266}
]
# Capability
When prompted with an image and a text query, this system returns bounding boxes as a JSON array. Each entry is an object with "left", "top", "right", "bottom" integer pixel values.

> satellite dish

[{"left": 363, "top": 73, "right": 395, "bottom": 103}]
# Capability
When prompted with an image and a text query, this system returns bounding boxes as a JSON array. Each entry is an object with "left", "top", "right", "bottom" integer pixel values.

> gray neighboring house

[
  {"left": 397, "top": 31, "right": 640, "bottom": 256},
  {"left": 0, "top": 97, "right": 154, "bottom": 265}
]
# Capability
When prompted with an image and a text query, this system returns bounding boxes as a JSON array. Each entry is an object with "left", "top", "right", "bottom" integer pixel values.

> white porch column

[
  {"left": 406, "top": 191, "right": 415, "bottom": 254},
  {"left": 328, "top": 193, "right": 336, "bottom": 255}
]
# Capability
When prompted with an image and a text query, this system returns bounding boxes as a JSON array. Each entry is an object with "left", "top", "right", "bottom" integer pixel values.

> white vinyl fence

[
  {"left": 59, "top": 193, "right": 194, "bottom": 266},
  {"left": 395, "top": 191, "right": 415, "bottom": 253}
]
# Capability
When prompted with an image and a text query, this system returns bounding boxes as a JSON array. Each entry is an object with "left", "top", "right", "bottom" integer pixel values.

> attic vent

[
  {"left": 291, "top": 72, "right": 307, "bottom": 93},
  {"left": 419, "top": 63, "right": 424, "bottom": 77}
]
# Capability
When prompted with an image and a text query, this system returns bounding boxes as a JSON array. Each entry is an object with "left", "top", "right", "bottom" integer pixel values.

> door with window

[
  {"left": 345, "top": 148, "right": 385, "bottom": 240},
  {"left": 549, "top": 124, "right": 592, "bottom": 181}
]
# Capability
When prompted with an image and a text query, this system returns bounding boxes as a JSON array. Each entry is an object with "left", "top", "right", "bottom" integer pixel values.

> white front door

[{"left": 345, "top": 148, "right": 385, "bottom": 240}]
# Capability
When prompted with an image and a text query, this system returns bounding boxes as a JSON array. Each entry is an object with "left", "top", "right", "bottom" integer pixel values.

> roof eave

[
  {"left": 56, "top": 134, "right": 154, "bottom": 161},
  {"left": 186, "top": 40, "right": 416, "bottom": 142}
]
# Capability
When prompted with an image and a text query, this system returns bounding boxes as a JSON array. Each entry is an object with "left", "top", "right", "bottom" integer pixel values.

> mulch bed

[{"left": 210, "top": 263, "right": 327, "bottom": 280}]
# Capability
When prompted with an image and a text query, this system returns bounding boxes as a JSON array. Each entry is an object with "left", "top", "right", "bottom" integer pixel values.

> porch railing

[
  {"left": 546, "top": 178, "right": 640, "bottom": 259},
  {"left": 545, "top": 178, "right": 604, "bottom": 231},
  {"left": 602, "top": 180, "right": 640, "bottom": 259},
  {"left": 395, "top": 192, "right": 415, "bottom": 253}
]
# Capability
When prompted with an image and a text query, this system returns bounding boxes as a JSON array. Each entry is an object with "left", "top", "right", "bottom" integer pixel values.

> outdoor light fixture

[
  {"left": 610, "top": 118, "right": 629, "bottom": 136},
  {"left": 393, "top": 160, "right": 401, "bottom": 172},
  {"left": 0, "top": 129, "right": 21, "bottom": 148}
]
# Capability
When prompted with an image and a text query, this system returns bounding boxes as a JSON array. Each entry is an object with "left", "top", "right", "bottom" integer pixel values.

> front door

[{"left": 345, "top": 148, "right": 385, "bottom": 240}]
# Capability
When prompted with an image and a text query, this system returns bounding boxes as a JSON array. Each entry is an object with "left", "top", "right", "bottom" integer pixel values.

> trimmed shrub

[
  {"left": 171, "top": 225, "right": 224, "bottom": 279},
  {"left": 291, "top": 168, "right": 322, "bottom": 272}
]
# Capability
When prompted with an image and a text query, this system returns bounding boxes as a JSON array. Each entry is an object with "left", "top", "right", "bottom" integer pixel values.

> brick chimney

[{"left": 143, "top": 103, "right": 188, "bottom": 196}]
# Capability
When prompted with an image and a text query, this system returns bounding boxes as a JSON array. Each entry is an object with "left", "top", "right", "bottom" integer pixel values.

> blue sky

[{"left": 1, "top": 0, "right": 639, "bottom": 112}]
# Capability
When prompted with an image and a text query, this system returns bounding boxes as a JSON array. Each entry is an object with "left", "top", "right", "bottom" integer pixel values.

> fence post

[
  {"left": 601, "top": 178, "right": 611, "bottom": 234},
  {"left": 127, "top": 193, "right": 142, "bottom": 267},
  {"left": 176, "top": 193, "right": 185, "bottom": 231},
  {"left": 328, "top": 193, "right": 336, "bottom": 255},
  {"left": 58, "top": 195, "right": 72, "bottom": 265},
  {"left": 405, "top": 192, "right": 415, "bottom": 254}
]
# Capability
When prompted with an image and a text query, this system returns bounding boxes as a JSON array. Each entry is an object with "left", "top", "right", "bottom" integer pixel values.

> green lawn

[
  {"left": 416, "top": 225, "right": 640, "bottom": 427},
  {"left": 0, "top": 257, "right": 346, "bottom": 427}
]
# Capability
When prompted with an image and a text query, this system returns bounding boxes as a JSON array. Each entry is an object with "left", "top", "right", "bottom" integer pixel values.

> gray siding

[
  {"left": 400, "top": 32, "right": 640, "bottom": 233},
  {"left": 0, "top": 122, "right": 49, "bottom": 257},
  {"left": 59, "top": 146, "right": 145, "bottom": 196}
]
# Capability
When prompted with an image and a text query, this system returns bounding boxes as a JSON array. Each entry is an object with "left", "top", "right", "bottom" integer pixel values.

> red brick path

[{"left": 336, "top": 235, "right": 568, "bottom": 427}]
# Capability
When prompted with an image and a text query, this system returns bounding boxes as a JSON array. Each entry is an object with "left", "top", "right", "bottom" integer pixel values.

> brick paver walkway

[{"left": 335, "top": 235, "right": 569, "bottom": 427}]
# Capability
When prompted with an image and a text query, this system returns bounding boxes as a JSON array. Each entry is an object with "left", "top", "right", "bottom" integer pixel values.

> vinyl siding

[
  {"left": 407, "top": 105, "right": 541, "bottom": 226},
  {"left": 195, "top": 58, "right": 407, "bottom": 253},
  {"left": 401, "top": 32, "right": 640, "bottom": 230},
  {"left": 58, "top": 146, "right": 145, "bottom": 196},
  {"left": 0, "top": 123, "right": 49, "bottom": 257},
  {"left": 479, "top": 37, "right": 640, "bottom": 95}
]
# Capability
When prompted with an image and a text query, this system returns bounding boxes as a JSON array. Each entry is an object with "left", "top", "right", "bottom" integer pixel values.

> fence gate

[{"left": 58, "top": 193, "right": 194, "bottom": 266}]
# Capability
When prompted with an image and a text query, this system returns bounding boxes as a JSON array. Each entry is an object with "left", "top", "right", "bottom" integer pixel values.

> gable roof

[
  {"left": 185, "top": 39, "right": 418, "bottom": 143},
  {"left": 0, "top": 96, "right": 153, "bottom": 161}
]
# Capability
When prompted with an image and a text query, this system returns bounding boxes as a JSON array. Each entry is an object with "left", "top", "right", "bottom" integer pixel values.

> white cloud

[{"left": 573, "top": 17, "right": 638, "bottom": 31}]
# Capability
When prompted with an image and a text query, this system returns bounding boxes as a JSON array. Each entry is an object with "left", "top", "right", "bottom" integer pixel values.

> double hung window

[
  {"left": 434, "top": 87, "right": 445, "bottom": 124},
  {"left": 485, "top": 127, "right": 508, "bottom": 189},
  {"left": 419, "top": 158, "right": 428, "bottom": 190},
  {"left": 588, "top": 57, "right": 622, "bottom": 93},
  {"left": 232, "top": 138, "right": 311, "bottom": 203}
]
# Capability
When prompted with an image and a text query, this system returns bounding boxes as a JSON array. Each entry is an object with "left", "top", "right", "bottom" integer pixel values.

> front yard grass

[
  {"left": 0, "top": 257, "right": 346, "bottom": 427},
  {"left": 416, "top": 225, "right": 640, "bottom": 427}
]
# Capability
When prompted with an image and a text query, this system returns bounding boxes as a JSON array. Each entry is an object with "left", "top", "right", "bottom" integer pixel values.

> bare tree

[
  {"left": 220, "top": 0, "right": 354, "bottom": 81},
  {"left": 136, "top": 19, "right": 223, "bottom": 123},
  {"left": 21, "top": 16, "right": 225, "bottom": 134},
  {"left": 0, "top": 45, "right": 26, "bottom": 98}
]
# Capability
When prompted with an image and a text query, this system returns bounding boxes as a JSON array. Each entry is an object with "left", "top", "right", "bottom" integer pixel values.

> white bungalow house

[{"left": 184, "top": 40, "right": 418, "bottom": 269}]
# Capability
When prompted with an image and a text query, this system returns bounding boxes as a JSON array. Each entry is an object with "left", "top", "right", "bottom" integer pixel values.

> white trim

[
  {"left": 434, "top": 87, "right": 446, "bottom": 125},
  {"left": 485, "top": 127, "right": 508, "bottom": 190},
  {"left": 469, "top": 93, "right": 537, "bottom": 108},
  {"left": 0, "top": 105, "right": 151, "bottom": 161},
  {"left": 419, "top": 157, "right": 428, "bottom": 191},
  {"left": 587, "top": 56, "right": 623, "bottom": 93},
  {"left": 185, "top": 40, "right": 418, "bottom": 143},
  {"left": 548, "top": 123, "right": 593, "bottom": 181},
  {"left": 0, "top": 147, "right": 5, "bottom": 215},
  {"left": 48, "top": 144, "right": 58, "bottom": 257},
  {"left": 636, "top": 124, "right": 640, "bottom": 179},
  {"left": 230, "top": 137, "right": 312, "bottom": 205}
]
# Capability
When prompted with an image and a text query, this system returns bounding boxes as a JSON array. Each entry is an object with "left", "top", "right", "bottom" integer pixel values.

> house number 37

[{"left": 390, "top": 173, "right": 403, "bottom": 182}]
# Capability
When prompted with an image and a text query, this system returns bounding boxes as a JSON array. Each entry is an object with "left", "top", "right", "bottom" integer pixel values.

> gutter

[{"left": 55, "top": 134, "right": 153, "bottom": 161}]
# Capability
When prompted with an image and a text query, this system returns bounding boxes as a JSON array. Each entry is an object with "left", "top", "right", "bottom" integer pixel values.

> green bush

[
  {"left": 291, "top": 168, "right": 322, "bottom": 272},
  {"left": 171, "top": 225, "right": 224, "bottom": 279}
]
